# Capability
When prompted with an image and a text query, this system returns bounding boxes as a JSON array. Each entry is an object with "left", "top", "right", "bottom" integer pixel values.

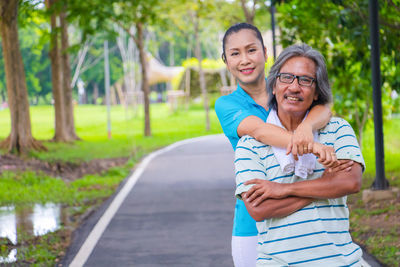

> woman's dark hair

[
  {"left": 221, "top": 23, "right": 265, "bottom": 62},
  {"left": 267, "top": 43, "right": 332, "bottom": 110}
]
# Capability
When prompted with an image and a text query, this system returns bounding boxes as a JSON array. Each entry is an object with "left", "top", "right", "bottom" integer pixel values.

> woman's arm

[
  {"left": 290, "top": 104, "right": 332, "bottom": 155},
  {"left": 237, "top": 116, "right": 292, "bottom": 148},
  {"left": 237, "top": 104, "right": 332, "bottom": 158}
]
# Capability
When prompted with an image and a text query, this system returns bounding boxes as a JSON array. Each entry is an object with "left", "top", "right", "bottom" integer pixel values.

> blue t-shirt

[{"left": 215, "top": 84, "right": 270, "bottom": 236}]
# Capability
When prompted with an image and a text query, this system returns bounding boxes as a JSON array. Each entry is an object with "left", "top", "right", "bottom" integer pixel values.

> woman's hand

[
  {"left": 243, "top": 179, "right": 288, "bottom": 207},
  {"left": 286, "top": 122, "right": 314, "bottom": 160},
  {"left": 312, "top": 143, "right": 339, "bottom": 168}
]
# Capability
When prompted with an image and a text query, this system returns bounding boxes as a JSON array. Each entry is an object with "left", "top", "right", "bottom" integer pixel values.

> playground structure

[{"left": 106, "top": 53, "right": 236, "bottom": 111}]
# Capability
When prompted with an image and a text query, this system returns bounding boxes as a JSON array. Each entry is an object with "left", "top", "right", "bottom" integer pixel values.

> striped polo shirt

[{"left": 235, "top": 117, "right": 365, "bottom": 266}]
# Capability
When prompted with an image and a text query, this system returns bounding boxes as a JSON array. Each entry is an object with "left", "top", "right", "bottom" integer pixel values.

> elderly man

[{"left": 235, "top": 44, "right": 365, "bottom": 266}]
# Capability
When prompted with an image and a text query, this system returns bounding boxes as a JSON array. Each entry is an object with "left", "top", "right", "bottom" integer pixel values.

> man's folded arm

[{"left": 241, "top": 194, "right": 313, "bottom": 221}]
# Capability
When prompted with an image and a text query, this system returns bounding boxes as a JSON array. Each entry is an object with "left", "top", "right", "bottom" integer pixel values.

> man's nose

[{"left": 288, "top": 78, "right": 301, "bottom": 91}]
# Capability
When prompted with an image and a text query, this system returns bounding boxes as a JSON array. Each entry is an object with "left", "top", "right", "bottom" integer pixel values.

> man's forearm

[
  {"left": 284, "top": 163, "right": 362, "bottom": 199},
  {"left": 243, "top": 195, "right": 313, "bottom": 221}
]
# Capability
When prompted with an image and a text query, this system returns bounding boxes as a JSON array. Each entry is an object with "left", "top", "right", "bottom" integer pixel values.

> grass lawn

[
  {"left": 349, "top": 117, "right": 400, "bottom": 267},
  {"left": 0, "top": 104, "right": 399, "bottom": 266}
]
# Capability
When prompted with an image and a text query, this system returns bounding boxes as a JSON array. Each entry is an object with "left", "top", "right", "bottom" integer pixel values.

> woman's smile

[{"left": 239, "top": 68, "right": 255, "bottom": 74}]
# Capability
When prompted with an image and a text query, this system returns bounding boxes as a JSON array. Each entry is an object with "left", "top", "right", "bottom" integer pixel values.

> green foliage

[
  {"left": 276, "top": 0, "right": 399, "bottom": 145},
  {"left": 78, "top": 39, "right": 124, "bottom": 103}
]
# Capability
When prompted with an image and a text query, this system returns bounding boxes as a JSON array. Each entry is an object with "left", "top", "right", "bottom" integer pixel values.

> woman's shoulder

[{"left": 215, "top": 92, "right": 247, "bottom": 111}]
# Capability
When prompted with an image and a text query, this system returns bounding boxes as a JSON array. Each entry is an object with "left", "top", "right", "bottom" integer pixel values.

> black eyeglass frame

[{"left": 276, "top": 73, "right": 316, "bottom": 87}]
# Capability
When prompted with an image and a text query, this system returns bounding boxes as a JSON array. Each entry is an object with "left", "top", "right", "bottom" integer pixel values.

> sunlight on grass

[
  {"left": 362, "top": 117, "right": 400, "bottom": 178},
  {"left": 0, "top": 104, "right": 222, "bottom": 162}
]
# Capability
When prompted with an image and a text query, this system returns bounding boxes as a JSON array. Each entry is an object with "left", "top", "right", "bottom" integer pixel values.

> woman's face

[
  {"left": 273, "top": 56, "right": 318, "bottom": 116},
  {"left": 224, "top": 29, "right": 267, "bottom": 88}
]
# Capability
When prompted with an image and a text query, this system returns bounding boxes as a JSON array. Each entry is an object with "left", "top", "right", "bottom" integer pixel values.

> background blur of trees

[
  {"left": 276, "top": 0, "right": 400, "bottom": 144},
  {"left": 0, "top": 0, "right": 399, "bottom": 152}
]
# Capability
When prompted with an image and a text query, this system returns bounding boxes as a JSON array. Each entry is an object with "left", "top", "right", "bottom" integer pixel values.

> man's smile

[{"left": 284, "top": 95, "right": 303, "bottom": 102}]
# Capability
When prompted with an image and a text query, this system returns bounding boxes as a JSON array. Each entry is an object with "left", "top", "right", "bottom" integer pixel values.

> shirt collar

[{"left": 236, "top": 83, "right": 261, "bottom": 107}]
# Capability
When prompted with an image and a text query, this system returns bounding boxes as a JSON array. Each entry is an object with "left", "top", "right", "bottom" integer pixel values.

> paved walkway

[{"left": 63, "top": 134, "right": 380, "bottom": 267}]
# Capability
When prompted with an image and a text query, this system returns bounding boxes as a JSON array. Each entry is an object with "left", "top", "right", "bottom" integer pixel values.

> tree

[
  {"left": 161, "top": 0, "right": 219, "bottom": 131},
  {"left": 276, "top": 0, "right": 399, "bottom": 145},
  {"left": 0, "top": 0, "right": 45, "bottom": 154},
  {"left": 45, "top": 0, "right": 79, "bottom": 142},
  {"left": 111, "top": 0, "right": 161, "bottom": 136},
  {"left": 70, "top": 0, "right": 161, "bottom": 136},
  {"left": 193, "top": 9, "right": 210, "bottom": 131},
  {"left": 240, "top": 0, "right": 257, "bottom": 24},
  {"left": 60, "top": 3, "right": 78, "bottom": 140}
]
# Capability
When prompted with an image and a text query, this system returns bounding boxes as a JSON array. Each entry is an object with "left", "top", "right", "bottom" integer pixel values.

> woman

[{"left": 215, "top": 23, "right": 350, "bottom": 267}]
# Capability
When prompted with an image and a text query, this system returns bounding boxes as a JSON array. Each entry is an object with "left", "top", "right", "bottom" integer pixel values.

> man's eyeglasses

[{"left": 276, "top": 73, "right": 316, "bottom": 87}]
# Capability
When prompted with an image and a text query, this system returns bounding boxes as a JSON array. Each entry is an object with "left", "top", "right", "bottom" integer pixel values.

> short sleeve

[
  {"left": 235, "top": 136, "right": 267, "bottom": 200},
  {"left": 215, "top": 96, "right": 253, "bottom": 145},
  {"left": 332, "top": 118, "right": 366, "bottom": 171}
]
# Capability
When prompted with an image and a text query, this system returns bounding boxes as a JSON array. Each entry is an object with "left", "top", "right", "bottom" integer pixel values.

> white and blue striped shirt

[{"left": 235, "top": 117, "right": 365, "bottom": 266}]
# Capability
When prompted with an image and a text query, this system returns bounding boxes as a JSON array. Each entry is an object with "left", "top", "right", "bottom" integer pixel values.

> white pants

[{"left": 231, "top": 235, "right": 258, "bottom": 267}]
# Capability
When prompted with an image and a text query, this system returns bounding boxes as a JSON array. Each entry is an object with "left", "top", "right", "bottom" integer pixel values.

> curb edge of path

[{"left": 67, "top": 134, "right": 222, "bottom": 267}]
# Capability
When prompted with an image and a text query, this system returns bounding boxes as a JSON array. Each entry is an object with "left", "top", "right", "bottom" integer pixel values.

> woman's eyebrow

[{"left": 228, "top": 43, "right": 258, "bottom": 51}]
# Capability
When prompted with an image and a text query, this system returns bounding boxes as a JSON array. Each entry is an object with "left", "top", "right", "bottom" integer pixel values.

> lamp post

[
  {"left": 368, "top": 0, "right": 389, "bottom": 189},
  {"left": 270, "top": 2, "right": 277, "bottom": 60}
]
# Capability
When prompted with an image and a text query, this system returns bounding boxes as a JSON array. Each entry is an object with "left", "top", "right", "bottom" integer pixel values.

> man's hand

[
  {"left": 243, "top": 179, "right": 288, "bottom": 207},
  {"left": 327, "top": 160, "right": 354, "bottom": 173}
]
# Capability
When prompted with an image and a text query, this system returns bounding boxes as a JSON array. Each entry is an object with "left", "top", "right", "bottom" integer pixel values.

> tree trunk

[
  {"left": 0, "top": 0, "right": 45, "bottom": 154},
  {"left": 240, "top": 0, "right": 256, "bottom": 25},
  {"left": 93, "top": 82, "right": 99, "bottom": 104},
  {"left": 135, "top": 22, "right": 151, "bottom": 136},
  {"left": 60, "top": 7, "right": 79, "bottom": 140},
  {"left": 194, "top": 14, "right": 210, "bottom": 131},
  {"left": 46, "top": 0, "right": 69, "bottom": 142}
]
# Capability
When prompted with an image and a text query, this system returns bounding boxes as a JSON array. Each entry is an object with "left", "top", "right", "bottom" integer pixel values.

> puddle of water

[
  {"left": 0, "top": 249, "right": 17, "bottom": 264},
  {"left": 0, "top": 203, "right": 67, "bottom": 263}
]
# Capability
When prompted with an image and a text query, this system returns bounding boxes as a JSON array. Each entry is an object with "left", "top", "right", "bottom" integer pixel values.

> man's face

[
  {"left": 273, "top": 56, "right": 318, "bottom": 115},
  {"left": 224, "top": 29, "right": 267, "bottom": 87}
]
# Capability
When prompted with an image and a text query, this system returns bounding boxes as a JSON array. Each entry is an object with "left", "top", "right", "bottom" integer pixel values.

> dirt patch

[
  {"left": 0, "top": 154, "right": 129, "bottom": 181},
  {"left": 348, "top": 193, "right": 400, "bottom": 266}
]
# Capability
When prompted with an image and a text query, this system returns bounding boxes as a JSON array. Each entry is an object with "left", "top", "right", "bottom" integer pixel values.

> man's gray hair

[{"left": 267, "top": 43, "right": 332, "bottom": 110}]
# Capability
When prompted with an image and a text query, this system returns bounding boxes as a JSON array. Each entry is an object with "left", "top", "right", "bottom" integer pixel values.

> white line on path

[
  {"left": 69, "top": 134, "right": 373, "bottom": 267},
  {"left": 69, "top": 135, "right": 219, "bottom": 267}
]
